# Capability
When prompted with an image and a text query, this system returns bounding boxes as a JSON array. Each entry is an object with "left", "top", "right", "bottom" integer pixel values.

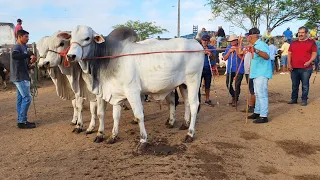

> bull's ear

[
  {"left": 93, "top": 33, "right": 105, "bottom": 44},
  {"left": 57, "top": 31, "right": 71, "bottom": 40}
]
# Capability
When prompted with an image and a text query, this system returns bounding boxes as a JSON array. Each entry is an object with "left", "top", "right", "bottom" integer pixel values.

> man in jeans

[
  {"left": 216, "top": 25, "right": 225, "bottom": 48},
  {"left": 10, "top": 30, "right": 37, "bottom": 129},
  {"left": 199, "top": 34, "right": 216, "bottom": 106},
  {"left": 223, "top": 34, "right": 244, "bottom": 107},
  {"left": 288, "top": 26, "right": 317, "bottom": 106},
  {"left": 247, "top": 28, "right": 272, "bottom": 124},
  {"left": 279, "top": 37, "right": 290, "bottom": 74}
]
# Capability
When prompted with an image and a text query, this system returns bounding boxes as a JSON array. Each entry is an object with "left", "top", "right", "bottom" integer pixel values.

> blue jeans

[
  {"left": 253, "top": 77, "right": 269, "bottom": 117},
  {"left": 217, "top": 36, "right": 223, "bottom": 48},
  {"left": 271, "top": 60, "right": 275, "bottom": 73},
  {"left": 290, "top": 68, "right": 312, "bottom": 101},
  {"left": 13, "top": 80, "right": 32, "bottom": 123}
]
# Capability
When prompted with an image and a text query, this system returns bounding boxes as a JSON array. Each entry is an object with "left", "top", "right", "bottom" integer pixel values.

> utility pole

[{"left": 177, "top": 0, "right": 180, "bottom": 38}]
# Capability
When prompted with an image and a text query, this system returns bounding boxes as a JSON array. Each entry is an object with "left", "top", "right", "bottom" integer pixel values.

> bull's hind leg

[
  {"left": 178, "top": 84, "right": 191, "bottom": 130},
  {"left": 165, "top": 91, "right": 176, "bottom": 128},
  {"left": 184, "top": 75, "right": 201, "bottom": 143},
  {"left": 94, "top": 97, "right": 106, "bottom": 143},
  {"left": 71, "top": 99, "right": 78, "bottom": 125},
  {"left": 106, "top": 104, "right": 121, "bottom": 144},
  {"left": 72, "top": 96, "right": 84, "bottom": 133},
  {"left": 126, "top": 91, "right": 147, "bottom": 154},
  {"left": 86, "top": 100, "right": 97, "bottom": 134}
]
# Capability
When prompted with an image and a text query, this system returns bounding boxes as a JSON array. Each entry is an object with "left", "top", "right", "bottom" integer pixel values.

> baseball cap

[
  {"left": 248, "top": 27, "right": 260, "bottom": 35},
  {"left": 201, "top": 34, "right": 210, "bottom": 41}
]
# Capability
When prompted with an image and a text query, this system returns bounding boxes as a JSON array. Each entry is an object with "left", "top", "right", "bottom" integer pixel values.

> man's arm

[
  {"left": 288, "top": 52, "right": 292, "bottom": 71},
  {"left": 304, "top": 52, "right": 317, "bottom": 67},
  {"left": 253, "top": 47, "right": 270, "bottom": 60},
  {"left": 223, "top": 48, "right": 233, "bottom": 60}
]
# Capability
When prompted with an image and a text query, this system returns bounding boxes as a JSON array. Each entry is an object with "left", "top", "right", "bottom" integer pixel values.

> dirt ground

[{"left": 0, "top": 72, "right": 320, "bottom": 180}]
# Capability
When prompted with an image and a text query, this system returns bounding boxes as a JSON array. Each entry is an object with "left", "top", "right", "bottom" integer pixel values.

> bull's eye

[
  {"left": 85, "top": 37, "right": 90, "bottom": 41},
  {"left": 59, "top": 42, "right": 64, "bottom": 47}
]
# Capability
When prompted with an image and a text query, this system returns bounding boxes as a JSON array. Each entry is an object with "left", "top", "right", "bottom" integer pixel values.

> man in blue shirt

[
  {"left": 268, "top": 38, "right": 278, "bottom": 74},
  {"left": 10, "top": 30, "right": 37, "bottom": 129},
  {"left": 199, "top": 34, "right": 216, "bottom": 106},
  {"left": 283, "top": 27, "right": 293, "bottom": 44},
  {"left": 246, "top": 28, "right": 272, "bottom": 123},
  {"left": 223, "top": 34, "right": 244, "bottom": 106}
]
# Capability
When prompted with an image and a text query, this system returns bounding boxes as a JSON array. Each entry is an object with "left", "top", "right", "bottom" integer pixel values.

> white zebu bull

[
  {"left": 62, "top": 26, "right": 204, "bottom": 152},
  {"left": 37, "top": 33, "right": 107, "bottom": 143}
]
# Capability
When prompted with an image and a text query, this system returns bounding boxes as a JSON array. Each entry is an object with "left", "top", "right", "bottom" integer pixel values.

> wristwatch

[{"left": 255, "top": 49, "right": 260, "bottom": 54}]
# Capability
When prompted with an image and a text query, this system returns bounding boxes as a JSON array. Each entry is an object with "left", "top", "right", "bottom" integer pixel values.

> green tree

[
  {"left": 112, "top": 20, "right": 169, "bottom": 41},
  {"left": 300, "top": 2, "right": 320, "bottom": 29},
  {"left": 207, "top": 0, "right": 319, "bottom": 31}
]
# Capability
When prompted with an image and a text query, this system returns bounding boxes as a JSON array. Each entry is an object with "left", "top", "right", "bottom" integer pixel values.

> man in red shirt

[
  {"left": 14, "top": 19, "right": 23, "bottom": 40},
  {"left": 288, "top": 26, "right": 317, "bottom": 106}
]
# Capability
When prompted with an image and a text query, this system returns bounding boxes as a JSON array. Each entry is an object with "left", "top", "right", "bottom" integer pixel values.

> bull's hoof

[
  {"left": 184, "top": 135, "right": 193, "bottom": 143},
  {"left": 70, "top": 121, "right": 77, "bottom": 126},
  {"left": 131, "top": 120, "right": 138, "bottom": 125},
  {"left": 179, "top": 123, "right": 189, "bottom": 130},
  {"left": 72, "top": 128, "right": 82, "bottom": 134},
  {"left": 106, "top": 136, "right": 119, "bottom": 144},
  {"left": 165, "top": 119, "right": 174, "bottom": 129},
  {"left": 94, "top": 136, "right": 104, "bottom": 143},
  {"left": 137, "top": 142, "right": 148, "bottom": 154}
]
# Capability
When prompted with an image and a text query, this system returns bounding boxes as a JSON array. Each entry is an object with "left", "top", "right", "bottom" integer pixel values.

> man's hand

[
  {"left": 30, "top": 55, "right": 37, "bottom": 63},
  {"left": 304, "top": 61, "right": 312, "bottom": 67},
  {"left": 288, "top": 64, "right": 292, "bottom": 71}
]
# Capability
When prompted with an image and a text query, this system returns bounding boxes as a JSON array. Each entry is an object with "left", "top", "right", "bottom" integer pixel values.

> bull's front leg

[
  {"left": 106, "top": 104, "right": 121, "bottom": 144},
  {"left": 93, "top": 97, "right": 106, "bottom": 143},
  {"left": 86, "top": 100, "right": 98, "bottom": 134},
  {"left": 72, "top": 96, "right": 84, "bottom": 134},
  {"left": 126, "top": 91, "right": 147, "bottom": 154},
  {"left": 71, "top": 99, "right": 78, "bottom": 125},
  {"left": 165, "top": 91, "right": 176, "bottom": 128}
]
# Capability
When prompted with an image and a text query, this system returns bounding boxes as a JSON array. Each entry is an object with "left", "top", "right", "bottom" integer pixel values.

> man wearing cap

[
  {"left": 223, "top": 34, "right": 244, "bottom": 106},
  {"left": 14, "top": 19, "right": 23, "bottom": 40},
  {"left": 200, "top": 27, "right": 208, "bottom": 38},
  {"left": 288, "top": 26, "right": 317, "bottom": 106},
  {"left": 283, "top": 27, "right": 293, "bottom": 44},
  {"left": 216, "top": 25, "right": 225, "bottom": 48},
  {"left": 199, "top": 34, "right": 216, "bottom": 106},
  {"left": 279, "top": 37, "right": 290, "bottom": 74},
  {"left": 247, "top": 28, "right": 272, "bottom": 124}
]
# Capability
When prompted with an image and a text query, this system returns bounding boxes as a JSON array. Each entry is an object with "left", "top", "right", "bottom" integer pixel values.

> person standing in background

[{"left": 14, "top": 19, "right": 23, "bottom": 40}]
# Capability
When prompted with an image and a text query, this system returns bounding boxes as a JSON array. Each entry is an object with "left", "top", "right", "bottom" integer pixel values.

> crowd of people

[{"left": 197, "top": 25, "right": 319, "bottom": 124}]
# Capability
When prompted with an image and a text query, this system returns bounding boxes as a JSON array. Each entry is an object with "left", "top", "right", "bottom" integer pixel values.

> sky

[{"left": 0, "top": 0, "right": 307, "bottom": 43}]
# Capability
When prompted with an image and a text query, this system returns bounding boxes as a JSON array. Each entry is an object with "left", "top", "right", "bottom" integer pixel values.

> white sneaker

[
  {"left": 285, "top": 72, "right": 289, "bottom": 74},
  {"left": 280, "top": 72, "right": 285, "bottom": 74}
]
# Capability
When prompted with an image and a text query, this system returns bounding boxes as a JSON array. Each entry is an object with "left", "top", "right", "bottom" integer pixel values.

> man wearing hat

[
  {"left": 223, "top": 34, "right": 244, "bottom": 106},
  {"left": 263, "top": 28, "right": 272, "bottom": 43},
  {"left": 14, "top": 19, "right": 23, "bottom": 40},
  {"left": 283, "top": 27, "right": 293, "bottom": 44},
  {"left": 199, "top": 34, "right": 216, "bottom": 106},
  {"left": 247, "top": 28, "right": 272, "bottom": 123}
]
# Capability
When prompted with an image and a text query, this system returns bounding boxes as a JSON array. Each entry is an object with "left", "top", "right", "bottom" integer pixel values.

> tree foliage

[
  {"left": 301, "top": 2, "right": 320, "bottom": 29},
  {"left": 207, "top": 0, "right": 319, "bottom": 31},
  {"left": 112, "top": 20, "right": 168, "bottom": 41}
]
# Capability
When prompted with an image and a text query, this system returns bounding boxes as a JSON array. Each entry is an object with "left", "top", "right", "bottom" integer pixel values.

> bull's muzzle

[{"left": 67, "top": 54, "right": 77, "bottom": 61}]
